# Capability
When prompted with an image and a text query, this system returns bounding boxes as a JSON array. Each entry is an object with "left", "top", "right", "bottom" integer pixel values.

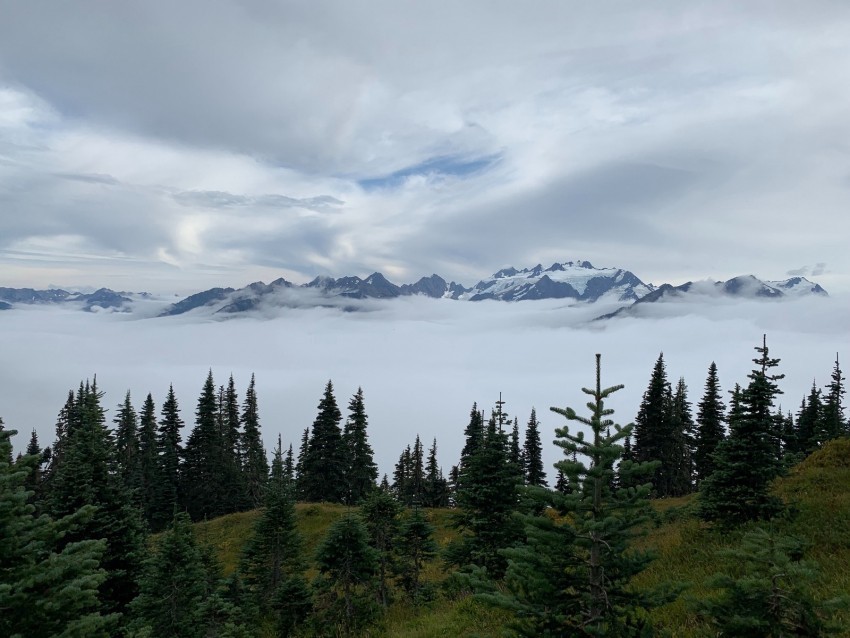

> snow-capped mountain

[
  {"left": 460, "top": 261, "right": 653, "bottom": 302},
  {"left": 599, "top": 275, "right": 829, "bottom": 320},
  {"left": 0, "top": 264, "right": 829, "bottom": 319}
]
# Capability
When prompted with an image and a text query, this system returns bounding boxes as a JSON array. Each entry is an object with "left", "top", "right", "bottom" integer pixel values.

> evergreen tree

[
  {"left": 22, "top": 428, "right": 44, "bottom": 501},
  {"left": 409, "top": 435, "right": 425, "bottom": 504},
  {"left": 522, "top": 408, "right": 547, "bottom": 487},
  {"left": 633, "top": 353, "right": 675, "bottom": 496},
  {"left": 509, "top": 418, "right": 523, "bottom": 473},
  {"left": 695, "top": 528, "right": 848, "bottom": 636},
  {"left": 796, "top": 382, "right": 823, "bottom": 455},
  {"left": 446, "top": 404, "right": 522, "bottom": 579},
  {"left": 182, "top": 370, "right": 226, "bottom": 520},
  {"left": 154, "top": 384, "right": 184, "bottom": 532},
  {"left": 396, "top": 505, "right": 438, "bottom": 604},
  {"left": 459, "top": 402, "right": 484, "bottom": 467},
  {"left": 392, "top": 445, "right": 412, "bottom": 503},
  {"left": 423, "top": 437, "right": 449, "bottom": 507},
  {"left": 1, "top": 428, "right": 116, "bottom": 638},
  {"left": 313, "top": 515, "right": 380, "bottom": 636},
  {"left": 294, "top": 428, "right": 309, "bottom": 500},
  {"left": 241, "top": 373, "right": 268, "bottom": 508},
  {"left": 342, "top": 387, "right": 378, "bottom": 504},
  {"left": 131, "top": 512, "right": 212, "bottom": 638},
  {"left": 667, "top": 377, "right": 695, "bottom": 495},
  {"left": 283, "top": 443, "right": 295, "bottom": 484},
  {"left": 301, "top": 380, "right": 345, "bottom": 503},
  {"left": 694, "top": 362, "right": 726, "bottom": 486},
  {"left": 137, "top": 393, "right": 160, "bottom": 530},
  {"left": 360, "top": 488, "right": 402, "bottom": 608},
  {"left": 239, "top": 464, "right": 311, "bottom": 635},
  {"left": 220, "top": 376, "right": 246, "bottom": 513},
  {"left": 43, "top": 381, "right": 144, "bottom": 617},
  {"left": 822, "top": 355, "right": 847, "bottom": 439},
  {"left": 699, "top": 335, "right": 785, "bottom": 526},
  {"left": 114, "top": 390, "right": 140, "bottom": 494},
  {"left": 483, "top": 354, "right": 671, "bottom": 635}
]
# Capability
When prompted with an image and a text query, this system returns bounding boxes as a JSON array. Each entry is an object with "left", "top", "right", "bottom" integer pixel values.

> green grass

[{"left": 192, "top": 439, "right": 850, "bottom": 636}]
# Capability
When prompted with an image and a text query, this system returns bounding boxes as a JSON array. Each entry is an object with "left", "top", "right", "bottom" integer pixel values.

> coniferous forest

[{"left": 2, "top": 336, "right": 850, "bottom": 637}]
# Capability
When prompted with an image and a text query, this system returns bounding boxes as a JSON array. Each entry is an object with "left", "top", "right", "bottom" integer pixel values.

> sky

[{"left": 1, "top": 1, "right": 850, "bottom": 295}]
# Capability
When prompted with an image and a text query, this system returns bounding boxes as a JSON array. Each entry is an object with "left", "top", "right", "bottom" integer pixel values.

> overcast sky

[{"left": 2, "top": 1, "right": 849, "bottom": 294}]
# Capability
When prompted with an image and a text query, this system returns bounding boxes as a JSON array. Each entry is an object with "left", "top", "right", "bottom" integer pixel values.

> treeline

[{"left": 1, "top": 335, "right": 848, "bottom": 636}]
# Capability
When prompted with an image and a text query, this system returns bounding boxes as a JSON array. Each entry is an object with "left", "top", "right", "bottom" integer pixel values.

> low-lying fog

[{"left": 1, "top": 293, "right": 847, "bottom": 479}]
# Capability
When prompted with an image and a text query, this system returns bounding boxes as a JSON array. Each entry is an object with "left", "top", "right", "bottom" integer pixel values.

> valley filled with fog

[{"left": 1, "top": 293, "right": 846, "bottom": 476}]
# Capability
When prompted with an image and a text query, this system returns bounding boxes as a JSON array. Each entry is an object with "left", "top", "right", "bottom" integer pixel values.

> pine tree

[
  {"left": 522, "top": 408, "right": 547, "bottom": 487},
  {"left": 360, "top": 488, "right": 402, "bottom": 608},
  {"left": 137, "top": 392, "right": 160, "bottom": 530},
  {"left": 182, "top": 370, "right": 226, "bottom": 520},
  {"left": 42, "top": 381, "right": 145, "bottom": 617},
  {"left": 409, "top": 435, "right": 425, "bottom": 504},
  {"left": 695, "top": 527, "right": 848, "bottom": 636},
  {"left": 114, "top": 390, "right": 140, "bottom": 494},
  {"left": 459, "top": 402, "right": 484, "bottom": 467},
  {"left": 396, "top": 505, "right": 438, "bottom": 604},
  {"left": 294, "top": 427, "right": 309, "bottom": 500},
  {"left": 154, "top": 384, "right": 184, "bottom": 532},
  {"left": 482, "top": 354, "right": 671, "bottom": 635},
  {"left": 1, "top": 428, "right": 116, "bottom": 637},
  {"left": 667, "top": 377, "right": 695, "bottom": 495},
  {"left": 446, "top": 404, "right": 522, "bottom": 579},
  {"left": 392, "top": 445, "right": 412, "bottom": 503},
  {"left": 694, "top": 362, "right": 726, "bottom": 486},
  {"left": 423, "top": 438, "right": 449, "bottom": 507},
  {"left": 240, "top": 461, "right": 311, "bottom": 636},
  {"left": 241, "top": 373, "right": 269, "bottom": 508},
  {"left": 313, "top": 515, "right": 380, "bottom": 636},
  {"left": 343, "top": 387, "right": 378, "bottom": 504},
  {"left": 633, "top": 353, "right": 675, "bottom": 496},
  {"left": 509, "top": 418, "right": 523, "bottom": 472},
  {"left": 131, "top": 512, "right": 212, "bottom": 638},
  {"left": 220, "top": 376, "right": 246, "bottom": 513},
  {"left": 822, "top": 355, "right": 847, "bottom": 439},
  {"left": 22, "top": 429, "right": 44, "bottom": 501},
  {"left": 699, "top": 335, "right": 785, "bottom": 526},
  {"left": 283, "top": 443, "right": 295, "bottom": 484},
  {"left": 796, "top": 382, "right": 823, "bottom": 454},
  {"left": 301, "top": 381, "right": 346, "bottom": 503}
]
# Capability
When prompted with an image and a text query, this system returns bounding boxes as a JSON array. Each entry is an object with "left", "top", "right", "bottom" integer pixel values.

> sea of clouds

[{"left": 1, "top": 292, "right": 847, "bottom": 479}]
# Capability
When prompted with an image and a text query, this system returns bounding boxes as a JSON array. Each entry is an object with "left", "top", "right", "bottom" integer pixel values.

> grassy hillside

[{"left": 194, "top": 438, "right": 850, "bottom": 636}]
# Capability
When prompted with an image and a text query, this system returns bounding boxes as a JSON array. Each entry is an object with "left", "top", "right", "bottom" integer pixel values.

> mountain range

[{"left": 0, "top": 261, "right": 828, "bottom": 319}]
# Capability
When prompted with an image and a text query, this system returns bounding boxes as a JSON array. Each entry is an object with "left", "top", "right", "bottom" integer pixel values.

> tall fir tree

[
  {"left": 301, "top": 380, "right": 346, "bottom": 503},
  {"left": 694, "top": 362, "right": 726, "bottom": 486},
  {"left": 137, "top": 392, "right": 160, "bottom": 530},
  {"left": 509, "top": 418, "right": 523, "bottom": 473},
  {"left": 22, "top": 429, "right": 44, "bottom": 502},
  {"left": 154, "top": 384, "right": 184, "bottom": 532},
  {"left": 822, "top": 355, "right": 847, "bottom": 438},
  {"left": 483, "top": 354, "right": 671, "bottom": 635},
  {"left": 699, "top": 335, "right": 785, "bottom": 526},
  {"left": 446, "top": 405, "right": 522, "bottom": 579},
  {"left": 241, "top": 373, "right": 269, "bottom": 508},
  {"left": 220, "top": 376, "right": 246, "bottom": 512},
  {"left": 396, "top": 505, "right": 438, "bottom": 604},
  {"left": 42, "top": 381, "right": 145, "bottom": 617},
  {"left": 459, "top": 402, "right": 484, "bottom": 467},
  {"left": 666, "top": 377, "right": 695, "bottom": 495},
  {"left": 313, "top": 515, "right": 380, "bottom": 636},
  {"left": 131, "top": 512, "right": 215, "bottom": 638},
  {"left": 423, "top": 437, "right": 449, "bottom": 507},
  {"left": 360, "top": 488, "right": 403, "bottom": 608},
  {"left": 182, "top": 370, "right": 226, "bottom": 520},
  {"left": 114, "top": 390, "right": 141, "bottom": 495},
  {"left": 294, "top": 427, "right": 309, "bottom": 500},
  {"left": 522, "top": 408, "right": 547, "bottom": 487},
  {"left": 342, "top": 387, "right": 378, "bottom": 504},
  {"left": 1, "top": 428, "right": 116, "bottom": 637},
  {"left": 633, "top": 353, "right": 675, "bottom": 496},
  {"left": 239, "top": 457, "right": 311, "bottom": 636},
  {"left": 795, "top": 382, "right": 823, "bottom": 455}
]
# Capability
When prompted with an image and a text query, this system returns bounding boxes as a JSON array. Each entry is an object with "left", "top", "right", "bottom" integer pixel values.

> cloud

[{"left": 0, "top": 292, "right": 847, "bottom": 480}]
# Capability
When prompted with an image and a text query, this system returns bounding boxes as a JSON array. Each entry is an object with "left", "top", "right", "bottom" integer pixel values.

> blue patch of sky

[{"left": 357, "top": 153, "right": 500, "bottom": 191}]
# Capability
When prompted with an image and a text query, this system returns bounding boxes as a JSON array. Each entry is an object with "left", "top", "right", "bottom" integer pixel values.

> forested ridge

[{"left": 2, "top": 335, "right": 849, "bottom": 636}]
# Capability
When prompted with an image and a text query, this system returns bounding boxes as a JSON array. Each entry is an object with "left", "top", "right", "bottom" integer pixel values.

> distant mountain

[
  {"left": 460, "top": 261, "right": 653, "bottom": 302},
  {"left": 0, "top": 286, "right": 135, "bottom": 312},
  {"left": 0, "top": 265, "right": 829, "bottom": 320},
  {"left": 599, "top": 275, "right": 828, "bottom": 320}
]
